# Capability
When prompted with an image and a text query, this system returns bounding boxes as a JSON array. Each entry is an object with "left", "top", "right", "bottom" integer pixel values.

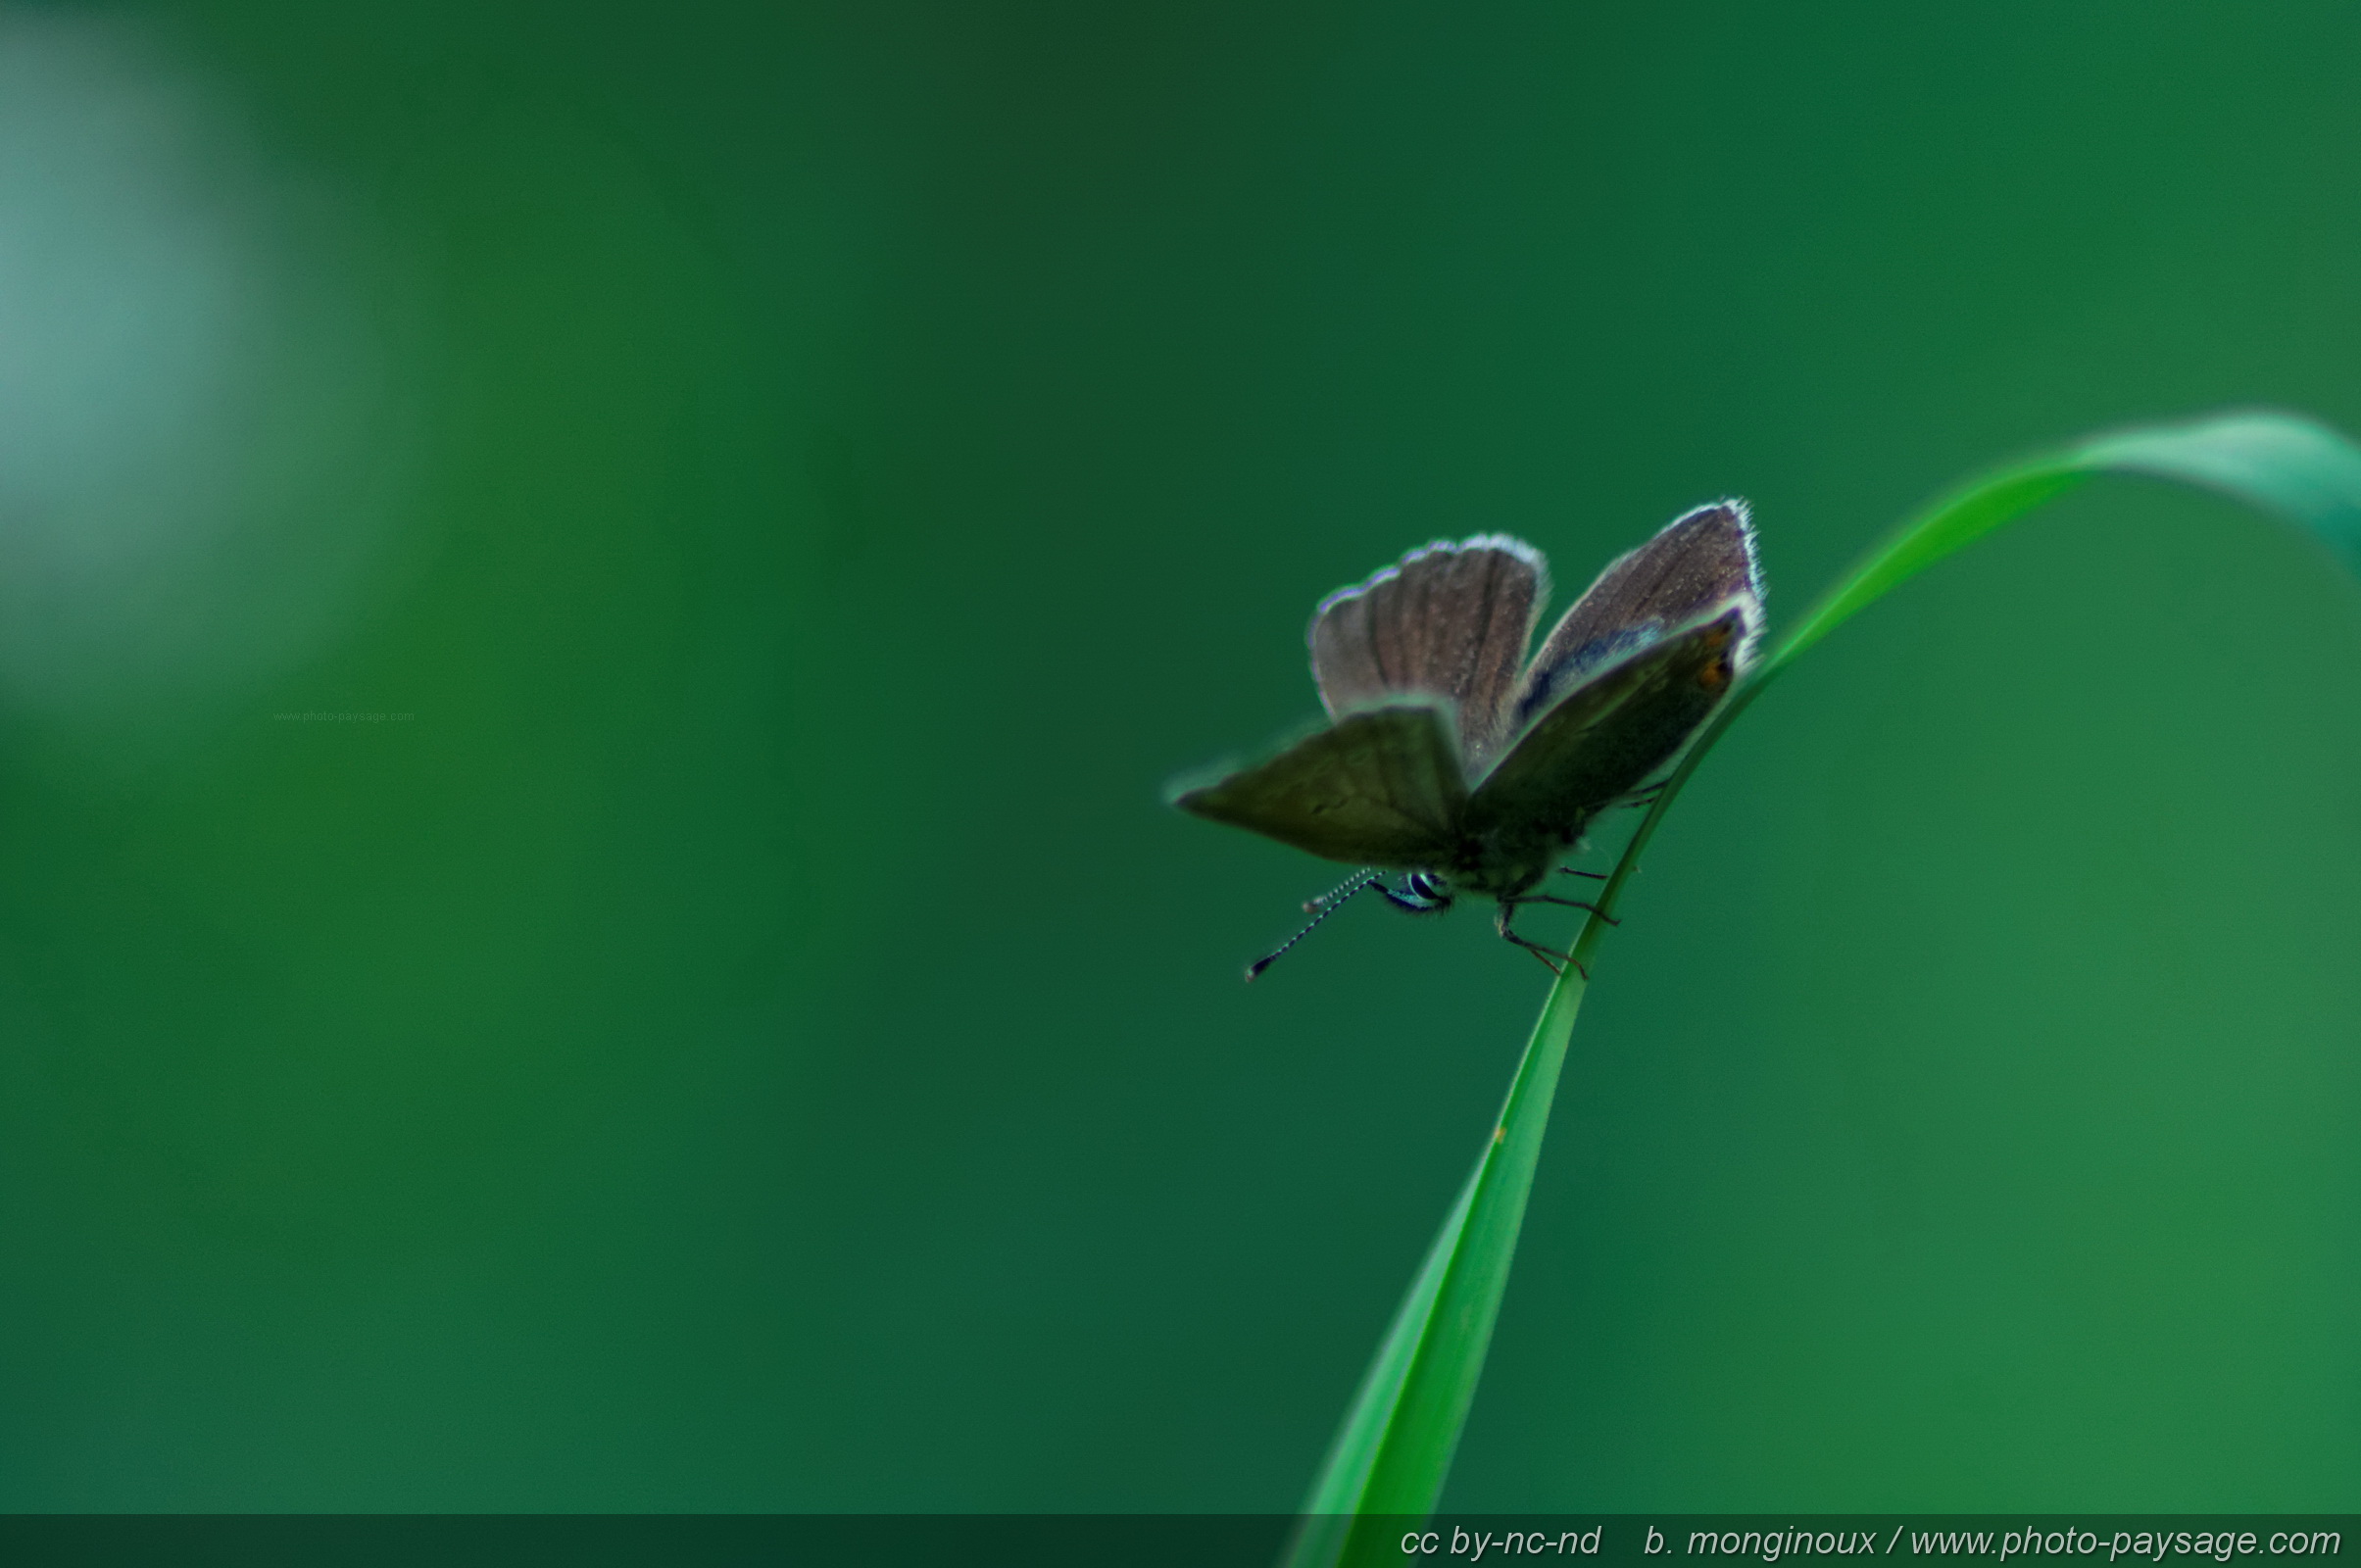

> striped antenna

[{"left": 1246, "top": 870, "right": 1384, "bottom": 982}]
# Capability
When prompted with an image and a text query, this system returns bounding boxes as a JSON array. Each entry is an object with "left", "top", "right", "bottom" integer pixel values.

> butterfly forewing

[
  {"left": 1308, "top": 535, "right": 1549, "bottom": 771},
  {"left": 1168, "top": 701, "right": 1468, "bottom": 869},
  {"left": 1513, "top": 502, "right": 1761, "bottom": 732},
  {"left": 1468, "top": 606, "right": 1750, "bottom": 841}
]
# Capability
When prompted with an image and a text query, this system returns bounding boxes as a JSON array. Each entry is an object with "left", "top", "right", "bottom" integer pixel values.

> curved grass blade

[{"left": 1284, "top": 411, "right": 2361, "bottom": 1568}]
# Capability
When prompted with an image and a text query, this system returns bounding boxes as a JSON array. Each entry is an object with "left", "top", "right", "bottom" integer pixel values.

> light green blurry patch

[{"left": 0, "top": 8, "right": 418, "bottom": 744}]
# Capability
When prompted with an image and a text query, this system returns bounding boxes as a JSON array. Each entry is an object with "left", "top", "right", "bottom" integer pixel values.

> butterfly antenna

[
  {"left": 1299, "top": 868, "right": 1384, "bottom": 914},
  {"left": 1247, "top": 870, "right": 1383, "bottom": 982}
]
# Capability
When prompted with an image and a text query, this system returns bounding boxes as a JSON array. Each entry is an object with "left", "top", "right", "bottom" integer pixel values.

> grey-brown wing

[
  {"left": 1467, "top": 607, "right": 1747, "bottom": 841},
  {"left": 1308, "top": 534, "right": 1549, "bottom": 772},
  {"left": 1512, "top": 502, "right": 1762, "bottom": 732},
  {"left": 1167, "top": 703, "right": 1468, "bottom": 868}
]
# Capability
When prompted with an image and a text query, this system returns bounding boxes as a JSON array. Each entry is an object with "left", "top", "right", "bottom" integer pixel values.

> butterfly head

[{"left": 1244, "top": 869, "right": 1456, "bottom": 981}]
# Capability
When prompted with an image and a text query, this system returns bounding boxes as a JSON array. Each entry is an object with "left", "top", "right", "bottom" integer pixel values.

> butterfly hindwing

[
  {"left": 1468, "top": 606, "right": 1750, "bottom": 842},
  {"left": 1512, "top": 502, "right": 1761, "bottom": 732},
  {"left": 1168, "top": 701, "right": 1467, "bottom": 868},
  {"left": 1308, "top": 535, "right": 1549, "bottom": 771}
]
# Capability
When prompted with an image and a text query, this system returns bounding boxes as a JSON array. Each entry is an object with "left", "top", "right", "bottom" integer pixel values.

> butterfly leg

[
  {"left": 1502, "top": 894, "right": 1619, "bottom": 925},
  {"left": 1556, "top": 866, "right": 1608, "bottom": 881},
  {"left": 1495, "top": 904, "right": 1587, "bottom": 980}
]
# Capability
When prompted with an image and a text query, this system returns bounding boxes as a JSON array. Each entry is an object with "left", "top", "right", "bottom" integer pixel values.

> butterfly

[{"left": 1168, "top": 502, "right": 1765, "bottom": 978}]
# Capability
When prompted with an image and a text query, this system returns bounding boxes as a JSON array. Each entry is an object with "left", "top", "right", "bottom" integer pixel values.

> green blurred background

[{"left": 0, "top": 0, "right": 2355, "bottom": 1513}]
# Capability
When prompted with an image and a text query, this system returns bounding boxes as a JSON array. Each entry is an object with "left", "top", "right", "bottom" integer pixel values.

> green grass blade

[
  {"left": 1284, "top": 967, "right": 1591, "bottom": 1568},
  {"left": 1283, "top": 410, "right": 2361, "bottom": 1568},
  {"left": 1776, "top": 411, "right": 2361, "bottom": 670}
]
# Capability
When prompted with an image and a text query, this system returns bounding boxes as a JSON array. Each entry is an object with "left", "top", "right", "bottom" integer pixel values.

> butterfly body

[{"left": 1169, "top": 503, "right": 1765, "bottom": 974}]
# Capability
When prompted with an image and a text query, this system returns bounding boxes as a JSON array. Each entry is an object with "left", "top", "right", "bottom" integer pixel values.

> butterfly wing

[
  {"left": 1511, "top": 501, "right": 1762, "bottom": 732},
  {"left": 1467, "top": 606, "right": 1749, "bottom": 842},
  {"left": 1167, "top": 701, "right": 1468, "bottom": 868},
  {"left": 1308, "top": 534, "right": 1549, "bottom": 772}
]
